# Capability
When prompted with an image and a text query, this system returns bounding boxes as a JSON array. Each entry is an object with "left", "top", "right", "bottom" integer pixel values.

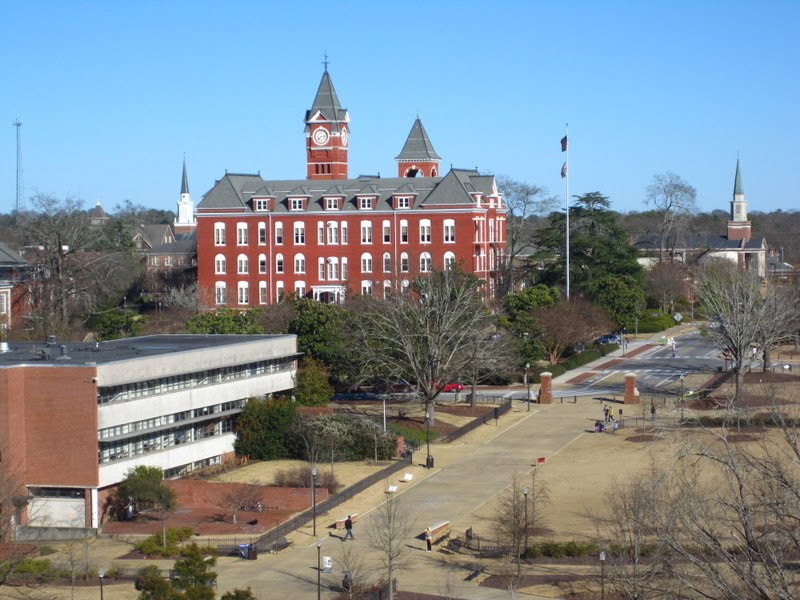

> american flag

[
  {"left": 561, "top": 162, "right": 568, "bottom": 179},
  {"left": 561, "top": 136, "right": 568, "bottom": 152}
]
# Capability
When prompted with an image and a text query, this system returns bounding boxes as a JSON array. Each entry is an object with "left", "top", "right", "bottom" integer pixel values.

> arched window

[
  {"left": 237, "top": 281, "right": 249, "bottom": 305},
  {"left": 420, "top": 252, "right": 432, "bottom": 272},
  {"left": 400, "top": 220, "right": 409, "bottom": 243},
  {"left": 294, "top": 253, "right": 306, "bottom": 274},
  {"left": 275, "top": 221, "right": 284, "bottom": 244},
  {"left": 383, "top": 252, "right": 391, "bottom": 273},
  {"left": 237, "top": 254, "right": 248, "bottom": 274},
  {"left": 444, "top": 251, "right": 456, "bottom": 270},
  {"left": 341, "top": 257, "right": 349, "bottom": 280},
  {"left": 276, "top": 281, "right": 285, "bottom": 303},
  {"left": 214, "top": 254, "right": 226, "bottom": 274},
  {"left": 276, "top": 253, "right": 284, "bottom": 273},
  {"left": 382, "top": 220, "right": 391, "bottom": 244},
  {"left": 214, "top": 222, "right": 226, "bottom": 245},
  {"left": 400, "top": 252, "right": 409, "bottom": 273},
  {"left": 361, "top": 253, "right": 373, "bottom": 273},
  {"left": 215, "top": 281, "right": 226, "bottom": 305},
  {"left": 259, "top": 281, "right": 267, "bottom": 304},
  {"left": 295, "top": 281, "right": 306, "bottom": 299},
  {"left": 259, "top": 253, "right": 267, "bottom": 274},
  {"left": 258, "top": 222, "right": 267, "bottom": 245},
  {"left": 361, "top": 280, "right": 372, "bottom": 295}
]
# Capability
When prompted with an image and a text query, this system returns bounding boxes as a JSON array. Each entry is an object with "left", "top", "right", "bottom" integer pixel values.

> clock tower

[{"left": 305, "top": 67, "right": 350, "bottom": 180}]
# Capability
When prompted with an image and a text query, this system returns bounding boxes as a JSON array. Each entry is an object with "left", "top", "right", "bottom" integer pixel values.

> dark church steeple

[
  {"left": 396, "top": 118, "right": 440, "bottom": 177},
  {"left": 727, "top": 158, "right": 751, "bottom": 241}
]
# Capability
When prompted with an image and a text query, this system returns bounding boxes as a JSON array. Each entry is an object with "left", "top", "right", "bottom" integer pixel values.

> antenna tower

[{"left": 13, "top": 119, "right": 23, "bottom": 212}]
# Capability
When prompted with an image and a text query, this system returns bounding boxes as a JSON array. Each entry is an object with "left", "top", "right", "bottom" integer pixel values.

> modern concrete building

[{"left": 0, "top": 334, "right": 298, "bottom": 530}]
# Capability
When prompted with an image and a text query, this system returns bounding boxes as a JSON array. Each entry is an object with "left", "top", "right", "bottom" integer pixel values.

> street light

[
  {"left": 522, "top": 485, "right": 529, "bottom": 556},
  {"left": 524, "top": 363, "right": 531, "bottom": 411},
  {"left": 316, "top": 538, "right": 322, "bottom": 600},
  {"left": 311, "top": 465, "right": 318, "bottom": 536},
  {"left": 425, "top": 410, "right": 432, "bottom": 468},
  {"left": 599, "top": 551, "right": 606, "bottom": 600},
  {"left": 679, "top": 374, "right": 685, "bottom": 422},
  {"left": 98, "top": 568, "right": 105, "bottom": 600}
]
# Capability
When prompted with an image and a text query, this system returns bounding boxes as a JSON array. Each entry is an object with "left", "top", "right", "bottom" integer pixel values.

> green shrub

[
  {"left": 388, "top": 424, "right": 440, "bottom": 446},
  {"left": 636, "top": 311, "right": 676, "bottom": 333},
  {"left": 134, "top": 527, "right": 195, "bottom": 557},
  {"left": 525, "top": 540, "right": 600, "bottom": 559},
  {"left": 14, "top": 559, "right": 54, "bottom": 577}
]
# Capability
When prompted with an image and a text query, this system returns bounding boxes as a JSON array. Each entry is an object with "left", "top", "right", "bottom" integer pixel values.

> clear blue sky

[{"left": 2, "top": 1, "right": 798, "bottom": 217}]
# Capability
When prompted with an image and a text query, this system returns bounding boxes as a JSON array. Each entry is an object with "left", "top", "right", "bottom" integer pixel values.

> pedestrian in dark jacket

[{"left": 344, "top": 515, "right": 354, "bottom": 540}]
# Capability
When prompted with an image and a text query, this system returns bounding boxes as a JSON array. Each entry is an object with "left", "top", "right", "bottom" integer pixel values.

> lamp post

[
  {"left": 98, "top": 568, "right": 105, "bottom": 600},
  {"left": 599, "top": 551, "right": 606, "bottom": 600},
  {"left": 524, "top": 363, "right": 531, "bottom": 411},
  {"left": 311, "top": 465, "right": 318, "bottom": 537},
  {"left": 425, "top": 410, "right": 432, "bottom": 468},
  {"left": 679, "top": 374, "right": 685, "bottom": 422},
  {"left": 522, "top": 485, "right": 529, "bottom": 556},
  {"left": 316, "top": 538, "right": 322, "bottom": 600}
]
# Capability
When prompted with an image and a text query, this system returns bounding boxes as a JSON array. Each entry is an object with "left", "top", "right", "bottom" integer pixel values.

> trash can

[
  {"left": 247, "top": 544, "right": 257, "bottom": 560},
  {"left": 426, "top": 455, "right": 435, "bottom": 469}
]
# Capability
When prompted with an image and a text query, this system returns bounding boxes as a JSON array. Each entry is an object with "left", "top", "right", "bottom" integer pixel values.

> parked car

[
  {"left": 439, "top": 382, "right": 465, "bottom": 393},
  {"left": 595, "top": 334, "right": 620, "bottom": 345}
]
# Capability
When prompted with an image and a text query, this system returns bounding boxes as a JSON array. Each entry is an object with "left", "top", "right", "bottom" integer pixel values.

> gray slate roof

[
  {"left": 395, "top": 118, "right": 441, "bottom": 161},
  {"left": 198, "top": 168, "right": 497, "bottom": 214},
  {"left": 181, "top": 159, "right": 190, "bottom": 195},
  {"left": 0, "top": 242, "right": 27, "bottom": 267},
  {"left": 632, "top": 232, "right": 766, "bottom": 252},
  {"left": 733, "top": 159, "right": 744, "bottom": 195},
  {"left": 305, "top": 71, "right": 348, "bottom": 133}
]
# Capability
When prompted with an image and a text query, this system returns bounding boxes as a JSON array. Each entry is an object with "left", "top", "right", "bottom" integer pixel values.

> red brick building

[{"left": 196, "top": 70, "right": 507, "bottom": 307}]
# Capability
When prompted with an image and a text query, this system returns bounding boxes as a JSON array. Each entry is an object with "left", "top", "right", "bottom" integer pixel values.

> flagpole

[{"left": 565, "top": 123, "right": 570, "bottom": 300}]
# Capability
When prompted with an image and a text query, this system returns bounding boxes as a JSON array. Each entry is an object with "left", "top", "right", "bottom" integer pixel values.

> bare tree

[
  {"left": 496, "top": 176, "right": 557, "bottom": 295},
  {"left": 218, "top": 481, "right": 263, "bottom": 525},
  {"left": 493, "top": 474, "right": 528, "bottom": 577},
  {"left": 462, "top": 329, "right": 518, "bottom": 407},
  {"left": 353, "top": 269, "right": 494, "bottom": 426},
  {"left": 163, "top": 282, "right": 208, "bottom": 313},
  {"left": 696, "top": 263, "right": 800, "bottom": 403},
  {"left": 338, "top": 539, "right": 371, "bottom": 599},
  {"left": 532, "top": 298, "right": 613, "bottom": 365},
  {"left": 17, "top": 193, "right": 140, "bottom": 337},
  {"left": 646, "top": 261, "right": 687, "bottom": 314},
  {"left": 645, "top": 172, "right": 698, "bottom": 262},
  {"left": 0, "top": 460, "right": 39, "bottom": 588},
  {"left": 367, "top": 493, "right": 414, "bottom": 600}
]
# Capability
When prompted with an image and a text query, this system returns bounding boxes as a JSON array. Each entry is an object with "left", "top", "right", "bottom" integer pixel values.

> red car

[{"left": 440, "top": 382, "right": 465, "bottom": 392}]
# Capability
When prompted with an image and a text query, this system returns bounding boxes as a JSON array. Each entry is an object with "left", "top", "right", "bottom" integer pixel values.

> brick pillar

[
  {"left": 539, "top": 372, "right": 553, "bottom": 404},
  {"left": 624, "top": 373, "right": 640, "bottom": 404}
]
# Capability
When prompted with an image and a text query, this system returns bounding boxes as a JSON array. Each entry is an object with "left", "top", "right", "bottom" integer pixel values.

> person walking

[
  {"left": 344, "top": 515, "right": 354, "bottom": 540},
  {"left": 425, "top": 527, "right": 432, "bottom": 553},
  {"left": 603, "top": 405, "right": 609, "bottom": 423},
  {"left": 650, "top": 404, "right": 657, "bottom": 426},
  {"left": 608, "top": 407, "right": 614, "bottom": 423}
]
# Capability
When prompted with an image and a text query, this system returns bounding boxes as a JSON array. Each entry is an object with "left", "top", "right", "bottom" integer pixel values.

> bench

[
  {"left": 403, "top": 472, "right": 413, "bottom": 482},
  {"left": 424, "top": 520, "right": 450, "bottom": 546},
  {"left": 334, "top": 513, "right": 359, "bottom": 529}
]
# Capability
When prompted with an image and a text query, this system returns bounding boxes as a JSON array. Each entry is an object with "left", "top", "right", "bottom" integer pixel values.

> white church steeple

[{"left": 175, "top": 156, "right": 196, "bottom": 234}]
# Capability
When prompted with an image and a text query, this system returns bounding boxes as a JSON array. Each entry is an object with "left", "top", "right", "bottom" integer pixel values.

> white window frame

[
  {"left": 361, "top": 280, "right": 372, "bottom": 295},
  {"left": 326, "top": 197, "right": 339, "bottom": 210},
  {"left": 276, "top": 253, "right": 284, "bottom": 274},
  {"left": 361, "top": 221, "right": 373, "bottom": 244},
  {"left": 318, "top": 257, "right": 326, "bottom": 280},
  {"left": 420, "top": 252, "right": 432, "bottom": 273},
  {"left": 259, "top": 281, "right": 267, "bottom": 304},
  {"left": 294, "top": 253, "right": 306, "bottom": 274},
  {"left": 444, "top": 251, "right": 456, "bottom": 269},
  {"left": 237, "top": 222, "right": 248, "bottom": 246},
  {"left": 341, "top": 222, "right": 348, "bottom": 244},
  {"left": 444, "top": 219, "right": 456, "bottom": 243},
  {"left": 255, "top": 199, "right": 269, "bottom": 211},
  {"left": 327, "top": 221, "right": 339, "bottom": 244},
  {"left": 420, "top": 219, "right": 431, "bottom": 244},
  {"left": 290, "top": 198, "right": 304, "bottom": 211},
  {"left": 382, "top": 220, "right": 391, "bottom": 244},
  {"left": 294, "top": 222, "right": 305, "bottom": 244},
  {"left": 318, "top": 222, "right": 325, "bottom": 244},
  {"left": 259, "top": 253, "right": 267, "bottom": 274},
  {"left": 258, "top": 222, "right": 267, "bottom": 245},
  {"left": 400, "top": 252, "right": 409, "bottom": 273},
  {"left": 237, "top": 282, "right": 249, "bottom": 305},
  {"left": 400, "top": 220, "right": 409, "bottom": 244},
  {"left": 396, "top": 197, "right": 410, "bottom": 209},
  {"left": 214, "top": 254, "right": 226, "bottom": 275},
  {"left": 341, "top": 257, "right": 348, "bottom": 280},
  {"left": 275, "top": 222, "right": 284, "bottom": 245},
  {"left": 276, "top": 281, "right": 285, "bottom": 302},
  {"left": 361, "top": 252, "right": 373, "bottom": 273},
  {"left": 295, "top": 281, "right": 306, "bottom": 299},
  {"left": 215, "top": 282, "right": 227, "bottom": 305},
  {"left": 383, "top": 252, "right": 391, "bottom": 273},
  {"left": 359, "top": 197, "right": 373, "bottom": 210},
  {"left": 214, "top": 222, "right": 226, "bottom": 246},
  {"left": 237, "top": 254, "right": 248, "bottom": 274}
]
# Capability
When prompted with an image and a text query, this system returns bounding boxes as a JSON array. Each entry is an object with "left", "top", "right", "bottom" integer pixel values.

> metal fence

[
  {"left": 238, "top": 453, "right": 413, "bottom": 553},
  {"left": 439, "top": 398, "right": 512, "bottom": 444}
]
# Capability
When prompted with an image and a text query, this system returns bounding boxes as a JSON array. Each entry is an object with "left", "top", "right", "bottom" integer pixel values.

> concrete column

[
  {"left": 539, "top": 372, "right": 553, "bottom": 404},
  {"left": 624, "top": 373, "right": 640, "bottom": 404}
]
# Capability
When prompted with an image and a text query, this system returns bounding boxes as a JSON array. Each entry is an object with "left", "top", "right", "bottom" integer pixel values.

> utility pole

[{"left": 13, "top": 119, "right": 23, "bottom": 212}]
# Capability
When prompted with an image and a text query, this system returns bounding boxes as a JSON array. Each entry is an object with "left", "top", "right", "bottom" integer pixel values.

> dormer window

[
  {"left": 325, "top": 197, "right": 339, "bottom": 210},
  {"left": 290, "top": 198, "right": 305, "bottom": 211},
  {"left": 254, "top": 198, "right": 270, "bottom": 211},
  {"left": 395, "top": 197, "right": 411, "bottom": 209},
  {"left": 359, "top": 197, "right": 374, "bottom": 210}
]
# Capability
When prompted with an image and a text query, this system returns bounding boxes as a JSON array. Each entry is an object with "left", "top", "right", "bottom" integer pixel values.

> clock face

[
  {"left": 340, "top": 127, "right": 348, "bottom": 146},
  {"left": 313, "top": 127, "right": 329, "bottom": 145}
]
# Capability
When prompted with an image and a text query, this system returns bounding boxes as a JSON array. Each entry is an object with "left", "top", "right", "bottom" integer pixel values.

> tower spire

[
  {"left": 396, "top": 118, "right": 440, "bottom": 177},
  {"left": 175, "top": 156, "right": 196, "bottom": 233},
  {"left": 727, "top": 157, "right": 751, "bottom": 241},
  {"left": 305, "top": 69, "right": 350, "bottom": 179}
]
